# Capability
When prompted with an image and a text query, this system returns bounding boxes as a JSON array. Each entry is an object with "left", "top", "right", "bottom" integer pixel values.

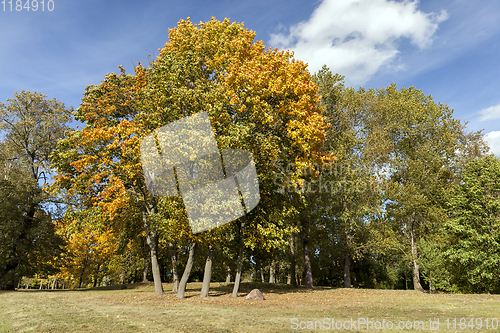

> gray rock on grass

[{"left": 244, "top": 289, "right": 265, "bottom": 300}]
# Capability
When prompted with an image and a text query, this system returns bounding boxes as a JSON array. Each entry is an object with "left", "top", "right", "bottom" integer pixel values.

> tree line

[{"left": 1, "top": 17, "right": 499, "bottom": 295}]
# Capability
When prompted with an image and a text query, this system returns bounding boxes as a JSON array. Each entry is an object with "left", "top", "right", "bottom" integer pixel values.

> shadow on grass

[
  {"left": 13, "top": 281, "right": 327, "bottom": 296},
  {"left": 207, "top": 282, "right": 323, "bottom": 295},
  {"left": 14, "top": 282, "right": 152, "bottom": 293},
  {"left": 169, "top": 282, "right": 331, "bottom": 298}
]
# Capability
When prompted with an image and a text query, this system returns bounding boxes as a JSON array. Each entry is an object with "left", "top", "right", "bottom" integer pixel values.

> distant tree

[
  {"left": 443, "top": 155, "right": 500, "bottom": 293},
  {"left": 312, "top": 67, "right": 386, "bottom": 288},
  {"left": 0, "top": 90, "right": 72, "bottom": 290},
  {"left": 372, "top": 85, "right": 472, "bottom": 290},
  {"left": 54, "top": 207, "right": 119, "bottom": 288}
]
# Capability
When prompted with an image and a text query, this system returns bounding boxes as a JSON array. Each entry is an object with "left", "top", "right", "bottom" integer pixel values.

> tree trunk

[
  {"left": 51, "top": 277, "right": 57, "bottom": 290},
  {"left": 132, "top": 268, "right": 138, "bottom": 283},
  {"left": 303, "top": 241, "right": 314, "bottom": 288},
  {"left": 93, "top": 263, "right": 101, "bottom": 287},
  {"left": 142, "top": 235, "right": 150, "bottom": 282},
  {"left": 177, "top": 242, "right": 197, "bottom": 298},
  {"left": 289, "top": 233, "right": 297, "bottom": 287},
  {"left": 169, "top": 242, "right": 179, "bottom": 292},
  {"left": 62, "top": 279, "right": 65, "bottom": 290},
  {"left": 200, "top": 245, "right": 214, "bottom": 297},
  {"left": 269, "top": 260, "right": 276, "bottom": 283},
  {"left": 410, "top": 216, "right": 423, "bottom": 290},
  {"left": 163, "top": 265, "right": 168, "bottom": 282},
  {"left": 429, "top": 276, "right": 436, "bottom": 294},
  {"left": 141, "top": 257, "right": 149, "bottom": 282},
  {"left": 232, "top": 216, "right": 246, "bottom": 297},
  {"left": 142, "top": 259, "right": 149, "bottom": 282},
  {"left": 275, "top": 262, "right": 280, "bottom": 283},
  {"left": 301, "top": 217, "right": 314, "bottom": 289},
  {"left": 259, "top": 260, "right": 265, "bottom": 283},
  {"left": 79, "top": 256, "right": 88, "bottom": 288},
  {"left": 141, "top": 208, "right": 164, "bottom": 296},
  {"left": 226, "top": 266, "right": 231, "bottom": 283},
  {"left": 343, "top": 253, "right": 351, "bottom": 288}
]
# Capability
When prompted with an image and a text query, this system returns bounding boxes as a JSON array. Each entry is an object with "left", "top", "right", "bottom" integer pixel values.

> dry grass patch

[{"left": 1, "top": 282, "right": 499, "bottom": 332}]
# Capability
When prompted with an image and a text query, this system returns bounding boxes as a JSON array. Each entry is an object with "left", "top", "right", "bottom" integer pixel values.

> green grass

[{"left": 1, "top": 282, "right": 499, "bottom": 332}]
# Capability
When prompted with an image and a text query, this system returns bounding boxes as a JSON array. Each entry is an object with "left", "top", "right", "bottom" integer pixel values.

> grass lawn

[{"left": 1, "top": 282, "right": 499, "bottom": 332}]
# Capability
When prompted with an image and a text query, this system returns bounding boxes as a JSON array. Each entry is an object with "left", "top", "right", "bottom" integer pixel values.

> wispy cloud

[
  {"left": 269, "top": 0, "right": 448, "bottom": 85},
  {"left": 479, "top": 103, "right": 500, "bottom": 121},
  {"left": 485, "top": 131, "right": 500, "bottom": 156}
]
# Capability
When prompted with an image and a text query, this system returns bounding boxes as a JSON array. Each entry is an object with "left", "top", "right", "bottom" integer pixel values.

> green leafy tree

[
  {"left": 443, "top": 155, "right": 500, "bottom": 293},
  {"left": 310, "top": 67, "right": 386, "bottom": 288},
  {"left": 0, "top": 90, "right": 71, "bottom": 290},
  {"left": 372, "top": 84, "right": 469, "bottom": 290},
  {"left": 136, "top": 16, "right": 330, "bottom": 297}
]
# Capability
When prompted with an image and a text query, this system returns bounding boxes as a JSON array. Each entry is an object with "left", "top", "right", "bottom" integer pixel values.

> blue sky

[{"left": 1, "top": 0, "right": 499, "bottom": 155}]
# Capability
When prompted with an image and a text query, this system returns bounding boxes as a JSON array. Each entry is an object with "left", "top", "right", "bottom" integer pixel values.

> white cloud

[
  {"left": 479, "top": 103, "right": 500, "bottom": 121},
  {"left": 485, "top": 131, "right": 500, "bottom": 156},
  {"left": 269, "top": 0, "right": 448, "bottom": 85}
]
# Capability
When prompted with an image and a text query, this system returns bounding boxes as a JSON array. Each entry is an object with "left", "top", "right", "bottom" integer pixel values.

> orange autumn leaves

[
  {"left": 54, "top": 212, "right": 120, "bottom": 287},
  {"left": 52, "top": 70, "right": 140, "bottom": 220},
  {"left": 162, "top": 17, "right": 330, "bottom": 165},
  {"left": 52, "top": 17, "right": 332, "bottom": 225}
]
